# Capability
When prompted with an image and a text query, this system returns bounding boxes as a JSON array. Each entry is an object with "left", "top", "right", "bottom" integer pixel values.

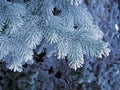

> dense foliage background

[{"left": 0, "top": 0, "right": 119, "bottom": 90}]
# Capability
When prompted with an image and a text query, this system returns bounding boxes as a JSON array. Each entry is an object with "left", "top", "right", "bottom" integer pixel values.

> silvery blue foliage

[
  {"left": 0, "top": 0, "right": 119, "bottom": 90},
  {"left": 0, "top": 0, "right": 110, "bottom": 72}
]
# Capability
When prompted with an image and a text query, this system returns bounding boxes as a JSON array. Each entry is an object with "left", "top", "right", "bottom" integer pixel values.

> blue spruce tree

[
  {"left": 0, "top": 0, "right": 110, "bottom": 71},
  {"left": 0, "top": 0, "right": 119, "bottom": 90}
]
